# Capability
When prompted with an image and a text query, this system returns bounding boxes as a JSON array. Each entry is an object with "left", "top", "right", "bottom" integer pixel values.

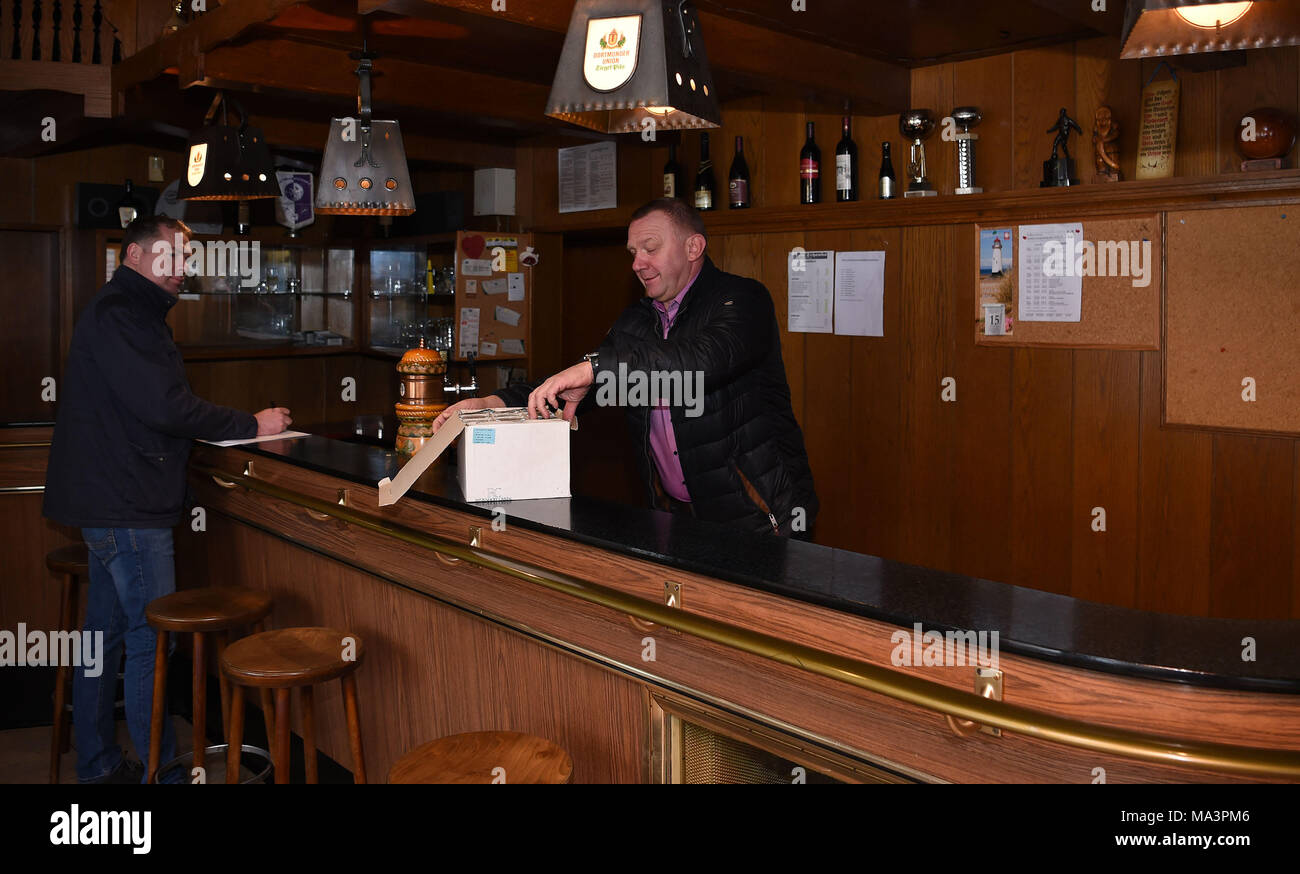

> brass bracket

[
  {"left": 946, "top": 668, "right": 1003, "bottom": 738},
  {"left": 664, "top": 581, "right": 682, "bottom": 609},
  {"left": 469, "top": 525, "right": 482, "bottom": 548}
]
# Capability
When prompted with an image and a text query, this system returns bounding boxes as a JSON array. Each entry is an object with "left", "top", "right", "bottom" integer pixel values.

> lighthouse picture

[
  {"left": 991, "top": 237, "right": 1003, "bottom": 276},
  {"left": 979, "top": 227, "right": 1015, "bottom": 335}
]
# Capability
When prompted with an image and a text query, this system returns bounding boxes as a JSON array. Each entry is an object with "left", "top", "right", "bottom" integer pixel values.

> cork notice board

[
  {"left": 974, "top": 215, "right": 1161, "bottom": 349},
  {"left": 1165, "top": 205, "right": 1300, "bottom": 435},
  {"left": 454, "top": 231, "right": 532, "bottom": 363}
]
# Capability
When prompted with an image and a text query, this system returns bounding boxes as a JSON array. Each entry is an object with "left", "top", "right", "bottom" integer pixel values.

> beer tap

[{"left": 443, "top": 352, "right": 478, "bottom": 400}]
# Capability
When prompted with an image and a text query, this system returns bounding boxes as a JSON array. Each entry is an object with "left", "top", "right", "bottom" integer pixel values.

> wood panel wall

[{"left": 518, "top": 41, "right": 1300, "bottom": 620}]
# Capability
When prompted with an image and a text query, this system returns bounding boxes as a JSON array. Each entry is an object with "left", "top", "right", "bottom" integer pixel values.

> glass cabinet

[
  {"left": 171, "top": 242, "right": 356, "bottom": 351},
  {"left": 366, "top": 239, "right": 457, "bottom": 356}
]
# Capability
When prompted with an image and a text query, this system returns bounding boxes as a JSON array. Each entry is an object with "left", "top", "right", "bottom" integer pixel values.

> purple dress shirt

[{"left": 649, "top": 272, "right": 699, "bottom": 502}]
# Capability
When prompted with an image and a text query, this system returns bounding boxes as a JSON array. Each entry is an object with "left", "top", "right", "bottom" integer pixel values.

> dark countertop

[{"left": 212, "top": 428, "right": 1300, "bottom": 694}]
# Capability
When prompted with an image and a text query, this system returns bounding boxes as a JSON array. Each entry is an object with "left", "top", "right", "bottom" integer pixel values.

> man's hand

[
  {"left": 527, "top": 362, "right": 594, "bottom": 422},
  {"left": 433, "top": 395, "right": 505, "bottom": 434},
  {"left": 254, "top": 407, "right": 292, "bottom": 436}
]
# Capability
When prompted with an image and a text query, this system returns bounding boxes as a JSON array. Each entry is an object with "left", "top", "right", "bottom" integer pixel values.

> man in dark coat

[
  {"left": 436, "top": 199, "right": 817, "bottom": 538},
  {"left": 44, "top": 215, "right": 290, "bottom": 782}
]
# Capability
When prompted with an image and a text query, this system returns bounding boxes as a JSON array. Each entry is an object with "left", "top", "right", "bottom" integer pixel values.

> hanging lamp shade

[
  {"left": 179, "top": 93, "right": 280, "bottom": 201},
  {"left": 546, "top": 0, "right": 721, "bottom": 133},
  {"left": 1120, "top": 0, "right": 1300, "bottom": 59},
  {"left": 316, "top": 49, "right": 415, "bottom": 216}
]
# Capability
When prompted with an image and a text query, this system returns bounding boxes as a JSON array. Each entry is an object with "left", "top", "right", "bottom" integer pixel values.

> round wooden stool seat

[
  {"left": 388, "top": 731, "right": 573, "bottom": 784},
  {"left": 146, "top": 586, "right": 273, "bottom": 632},
  {"left": 221, "top": 627, "right": 363, "bottom": 688},
  {"left": 45, "top": 544, "right": 89, "bottom": 576}
]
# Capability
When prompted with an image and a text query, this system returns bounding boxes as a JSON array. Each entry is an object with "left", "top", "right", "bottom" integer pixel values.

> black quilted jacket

[{"left": 500, "top": 256, "right": 818, "bottom": 536}]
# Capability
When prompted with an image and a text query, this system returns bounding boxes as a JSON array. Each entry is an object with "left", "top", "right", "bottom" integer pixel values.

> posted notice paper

[
  {"left": 1018, "top": 222, "right": 1084, "bottom": 322},
  {"left": 833, "top": 251, "right": 885, "bottom": 337},
  {"left": 558, "top": 141, "right": 617, "bottom": 213},
  {"left": 458, "top": 307, "right": 480, "bottom": 357},
  {"left": 788, "top": 250, "right": 834, "bottom": 334}
]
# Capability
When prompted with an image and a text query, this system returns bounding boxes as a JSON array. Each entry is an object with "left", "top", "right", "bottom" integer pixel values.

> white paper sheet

[
  {"left": 480, "top": 341, "right": 498, "bottom": 356},
  {"left": 833, "top": 251, "right": 885, "bottom": 337},
  {"left": 458, "top": 307, "right": 480, "bottom": 357},
  {"left": 465, "top": 279, "right": 478, "bottom": 295},
  {"left": 461, "top": 258, "right": 493, "bottom": 277},
  {"left": 200, "top": 431, "right": 310, "bottom": 448},
  {"left": 507, "top": 273, "right": 525, "bottom": 302},
  {"left": 501, "top": 338, "right": 525, "bottom": 356},
  {"left": 558, "top": 141, "right": 617, "bottom": 213},
  {"left": 494, "top": 305, "right": 522, "bottom": 327},
  {"left": 787, "top": 250, "right": 834, "bottom": 333},
  {"left": 481, "top": 278, "right": 507, "bottom": 295},
  {"left": 1018, "top": 222, "right": 1084, "bottom": 322}
]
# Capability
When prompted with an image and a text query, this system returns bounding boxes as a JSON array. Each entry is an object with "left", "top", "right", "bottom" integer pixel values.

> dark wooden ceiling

[{"left": 5, "top": 0, "right": 1125, "bottom": 163}]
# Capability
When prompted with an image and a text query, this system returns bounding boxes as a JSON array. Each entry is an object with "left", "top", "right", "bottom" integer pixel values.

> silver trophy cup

[
  {"left": 952, "top": 106, "right": 983, "bottom": 195},
  {"left": 899, "top": 109, "right": 938, "bottom": 198}
]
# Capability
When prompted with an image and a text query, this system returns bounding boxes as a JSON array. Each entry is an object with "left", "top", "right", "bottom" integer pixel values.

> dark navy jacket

[
  {"left": 500, "top": 257, "right": 818, "bottom": 536},
  {"left": 43, "top": 266, "right": 256, "bottom": 528}
]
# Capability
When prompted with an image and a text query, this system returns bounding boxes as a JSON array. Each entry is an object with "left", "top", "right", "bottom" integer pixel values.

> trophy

[
  {"left": 1041, "top": 107, "right": 1083, "bottom": 187},
  {"left": 899, "top": 109, "right": 939, "bottom": 198},
  {"left": 952, "top": 107, "right": 982, "bottom": 195}
]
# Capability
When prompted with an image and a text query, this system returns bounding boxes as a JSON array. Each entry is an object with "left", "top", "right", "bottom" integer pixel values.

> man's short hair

[
  {"left": 121, "top": 215, "right": 192, "bottom": 256},
  {"left": 630, "top": 198, "right": 708, "bottom": 241}
]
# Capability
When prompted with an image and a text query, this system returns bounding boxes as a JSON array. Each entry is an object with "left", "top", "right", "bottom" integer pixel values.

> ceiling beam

[
  {"left": 183, "top": 38, "right": 558, "bottom": 133},
  {"left": 360, "top": 0, "right": 910, "bottom": 113},
  {"left": 111, "top": 0, "right": 308, "bottom": 112}
]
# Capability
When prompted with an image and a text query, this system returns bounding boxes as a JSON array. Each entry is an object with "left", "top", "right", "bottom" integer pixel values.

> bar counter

[{"left": 176, "top": 429, "right": 1300, "bottom": 783}]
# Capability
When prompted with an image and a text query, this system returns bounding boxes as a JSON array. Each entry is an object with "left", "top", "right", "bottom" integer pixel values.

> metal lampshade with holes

[
  {"left": 316, "top": 50, "right": 415, "bottom": 216},
  {"left": 179, "top": 95, "right": 280, "bottom": 201},
  {"left": 546, "top": 0, "right": 721, "bottom": 133},
  {"left": 1120, "top": 0, "right": 1300, "bottom": 59}
]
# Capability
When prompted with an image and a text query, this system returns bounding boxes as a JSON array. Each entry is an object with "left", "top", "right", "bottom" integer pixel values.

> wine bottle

[
  {"left": 835, "top": 116, "right": 858, "bottom": 202},
  {"left": 878, "top": 142, "right": 897, "bottom": 200},
  {"left": 800, "top": 122, "right": 821, "bottom": 205},
  {"left": 728, "top": 136, "right": 751, "bottom": 209},
  {"left": 663, "top": 143, "right": 686, "bottom": 199},
  {"left": 694, "top": 133, "right": 716, "bottom": 211}
]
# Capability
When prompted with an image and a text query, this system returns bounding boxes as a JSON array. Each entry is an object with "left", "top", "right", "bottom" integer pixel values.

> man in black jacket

[
  {"left": 44, "top": 216, "right": 290, "bottom": 783},
  {"left": 436, "top": 199, "right": 817, "bottom": 538}
]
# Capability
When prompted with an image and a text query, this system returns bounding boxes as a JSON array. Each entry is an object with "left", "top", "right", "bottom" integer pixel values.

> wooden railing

[{"left": 0, "top": 0, "right": 121, "bottom": 65}]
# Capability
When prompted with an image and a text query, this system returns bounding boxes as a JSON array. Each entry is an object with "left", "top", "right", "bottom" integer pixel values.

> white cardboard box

[
  {"left": 457, "top": 416, "right": 570, "bottom": 502},
  {"left": 378, "top": 408, "right": 571, "bottom": 506}
]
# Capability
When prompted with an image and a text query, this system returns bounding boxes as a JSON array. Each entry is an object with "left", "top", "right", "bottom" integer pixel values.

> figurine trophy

[
  {"left": 899, "top": 109, "right": 939, "bottom": 198},
  {"left": 1092, "top": 105, "right": 1121, "bottom": 183},
  {"left": 952, "top": 106, "right": 983, "bottom": 195},
  {"left": 1041, "top": 107, "right": 1083, "bottom": 187}
]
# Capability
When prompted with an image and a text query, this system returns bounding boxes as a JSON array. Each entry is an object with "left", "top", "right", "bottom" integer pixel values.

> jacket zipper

[{"left": 731, "top": 461, "right": 780, "bottom": 534}]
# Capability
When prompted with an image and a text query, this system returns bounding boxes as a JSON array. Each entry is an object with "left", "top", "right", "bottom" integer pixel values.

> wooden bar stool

[
  {"left": 220, "top": 627, "right": 367, "bottom": 785},
  {"left": 144, "top": 587, "right": 274, "bottom": 784},
  {"left": 388, "top": 732, "right": 573, "bottom": 784},
  {"left": 46, "top": 544, "right": 89, "bottom": 784}
]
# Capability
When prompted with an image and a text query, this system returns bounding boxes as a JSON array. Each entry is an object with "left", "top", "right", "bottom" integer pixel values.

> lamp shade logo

[
  {"left": 584, "top": 15, "right": 640, "bottom": 92},
  {"left": 187, "top": 143, "right": 208, "bottom": 186}
]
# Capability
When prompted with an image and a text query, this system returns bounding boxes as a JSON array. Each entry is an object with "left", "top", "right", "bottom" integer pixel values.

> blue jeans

[{"left": 75, "top": 527, "right": 178, "bottom": 783}]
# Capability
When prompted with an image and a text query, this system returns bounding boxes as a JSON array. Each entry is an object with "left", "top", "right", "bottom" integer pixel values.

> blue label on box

[{"left": 472, "top": 428, "right": 496, "bottom": 444}]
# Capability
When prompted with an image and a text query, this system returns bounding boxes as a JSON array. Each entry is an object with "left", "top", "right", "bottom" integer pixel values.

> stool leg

[
  {"left": 301, "top": 685, "right": 317, "bottom": 784},
  {"left": 192, "top": 632, "right": 206, "bottom": 778},
  {"left": 274, "top": 688, "right": 291, "bottom": 785},
  {"left": 147, "top": 630, "right": 168, "bottom": 784},
  {"left": 49, "top": 572, "right": 75, "bottom": 784},
  {"left": 226, "top": 682, "right": 244, "bottom": 785},
  {"left": 214, "top": 632, "right": 231, "bottom": 743},
  {"left": 253, "top": 621, "right": 274, "bottom": 741},
  {"left": 341, "top": 673, "right": 366, "bottom": 785}
]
